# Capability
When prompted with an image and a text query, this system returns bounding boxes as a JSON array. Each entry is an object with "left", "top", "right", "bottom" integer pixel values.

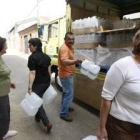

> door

[
  {"left": 46, "top": 22, "right": 59, "bottom": 56},
  {"left": 24, "top": 35, "right": 28, "bottom": 54}
]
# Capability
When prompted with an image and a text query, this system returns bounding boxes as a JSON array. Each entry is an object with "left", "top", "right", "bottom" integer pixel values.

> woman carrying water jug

[
  {"left": 97, "top": 30, "right": 140, "bottom": 140},
  {"left": 28, "top": 38, "right": 52, "bottom": 133}
]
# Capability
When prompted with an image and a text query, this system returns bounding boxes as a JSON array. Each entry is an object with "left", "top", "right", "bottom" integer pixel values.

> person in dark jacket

[{"left": 27, "top": 38, "right": 52, "bottom": 133}]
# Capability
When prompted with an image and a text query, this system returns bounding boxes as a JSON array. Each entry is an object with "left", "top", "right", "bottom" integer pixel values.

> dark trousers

[
  {"left": 0, "top": 95, "right": 10, "bottom": 140},
  {"left": 107, "top": 115, "right": 140, "bottom": 140},
  {"left": 32, "top": 83, "right": 50, "bottom": 126}
]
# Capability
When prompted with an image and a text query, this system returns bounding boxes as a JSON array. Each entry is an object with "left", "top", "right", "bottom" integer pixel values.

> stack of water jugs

[
  {"left": 81, "top": 60, "right": 100, "bottom": 80},
  {"left": 72, "top": 16, "right": 113, "bottom": 34},
  {"left": 20, "top": 85, "right": 57, "bottom": 116}
]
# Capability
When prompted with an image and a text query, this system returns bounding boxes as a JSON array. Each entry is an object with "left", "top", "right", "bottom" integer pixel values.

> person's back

[{"left": 28, "top": 51, "right": 51, "bottom": 84}]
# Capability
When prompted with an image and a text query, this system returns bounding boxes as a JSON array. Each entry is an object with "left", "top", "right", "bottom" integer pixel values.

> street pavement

[{"left": 3, "top": 50, "right": 100, "bottom": 140}]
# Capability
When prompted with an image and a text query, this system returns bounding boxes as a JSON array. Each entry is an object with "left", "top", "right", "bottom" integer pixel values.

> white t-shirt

[{"left": 102, "top": 56, "right": 140, "bottom": 125}]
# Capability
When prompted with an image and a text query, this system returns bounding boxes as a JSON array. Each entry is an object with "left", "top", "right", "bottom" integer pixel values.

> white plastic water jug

[
  {"left": 43, "top": 85, "right": 57, "bottom": 104},
  {"left": 25, "top": 92, "right": 43, "bottom": 108},
  {"left": 87, "top": 64, "right": 100, "bottom": 80},
  {"left": 20, "top": 99, "right": 38, "bottom": 116},
  {"left": 80, "top": 60, "right": 92, "bottom": 76},
  {"left": 82, "top": 135, "right": 99, "bottom": 140}
]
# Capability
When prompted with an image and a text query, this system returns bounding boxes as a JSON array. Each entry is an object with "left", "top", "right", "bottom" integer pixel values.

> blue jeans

[{"left": 60, "top": 75, "right": 73, "bottom": 117}]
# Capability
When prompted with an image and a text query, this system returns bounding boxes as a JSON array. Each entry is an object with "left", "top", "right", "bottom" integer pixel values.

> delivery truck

[{"left": 41, "top": 0, "right": 140, "bottom": 110}]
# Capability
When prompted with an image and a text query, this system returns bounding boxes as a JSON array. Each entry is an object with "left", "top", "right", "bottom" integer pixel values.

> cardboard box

[
  {"left": 73, "top": 43, "right": 98, "bottom": 49},
  {"left": 72, "top": 26, "right": 113, "bottom": 35}
]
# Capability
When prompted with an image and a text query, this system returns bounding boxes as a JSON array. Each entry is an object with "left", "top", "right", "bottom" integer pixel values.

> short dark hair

[
  {"left": 28, "top": 38, "right": 42, "bottom": 51},
  {"left": 64, "top": 32, "right": 74, "bottom": 39},
  {"left": 132, "top": 30, "right": 140, "bottom": 55},
  {"left": 0, "top": 37, "right": 6, "bottom": 52}
]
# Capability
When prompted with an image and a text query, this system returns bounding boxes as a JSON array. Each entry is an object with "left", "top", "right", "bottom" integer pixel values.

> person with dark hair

[
  {"left": 27, "top": 38, "right": 52, "bottom": 133},
  {"left": 0, "top": 37, "right": 17, "bottom": 140},
  {"left": 58, "top": 32, "right": 82, "bottom": 122},
  {"left": 64, "top": 32, "right": 74, "bottom": 39},
  {"left": 97, "top": 30, "right": 140, "bottom": 140}
]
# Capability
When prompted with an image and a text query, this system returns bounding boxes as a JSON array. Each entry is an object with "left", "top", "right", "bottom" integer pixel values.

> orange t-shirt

[{"left": 58, "top": 43, "right": 75, "bottom": 77}]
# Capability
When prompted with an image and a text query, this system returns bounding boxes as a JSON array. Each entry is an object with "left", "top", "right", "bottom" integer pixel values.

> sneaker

[
  {"left": 3, "top": 130, "right": 17, "bottom": 139},
  {"left": 69, "top": 107, "right": 75, "bottom": 112},
  {"left": 46, "top": 122, "right": 52, "bottom": 133},
  {"left": 60, "top": 114, "right": 73, "bottom": 122}
]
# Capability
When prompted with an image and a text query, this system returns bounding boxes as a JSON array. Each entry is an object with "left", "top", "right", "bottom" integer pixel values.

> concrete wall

[
  {"left": 8, "top": 27, "right": 19, "bottom": 50},
  {"left": 19, "top": 24, "right": 38, "bottom": 54}
]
